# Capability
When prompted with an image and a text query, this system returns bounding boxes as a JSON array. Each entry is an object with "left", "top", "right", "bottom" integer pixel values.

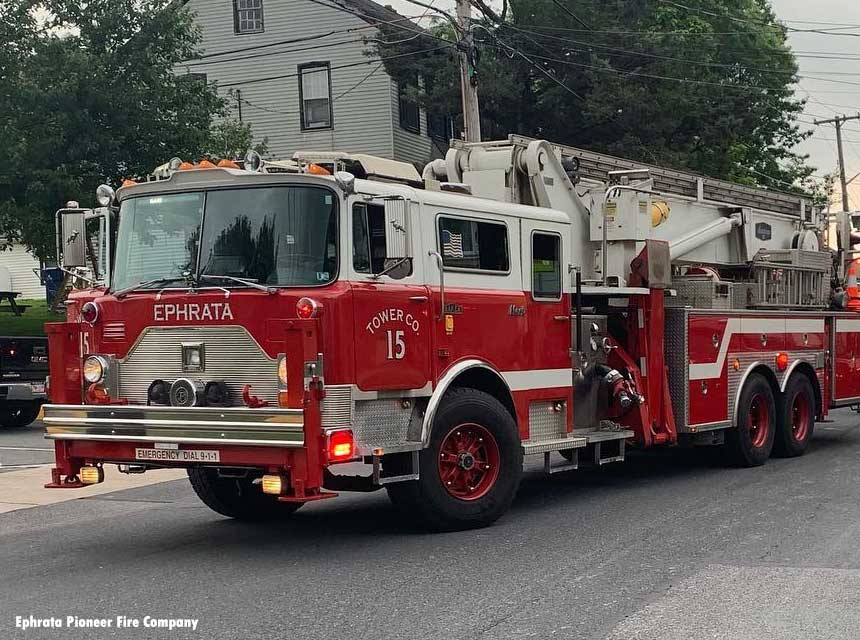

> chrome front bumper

[{"left": 43, "top": 404, "right": 305, "bottom": 447}]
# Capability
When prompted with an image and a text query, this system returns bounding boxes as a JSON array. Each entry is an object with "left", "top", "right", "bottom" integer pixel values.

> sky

[{"left": 386, "top": 0, "right": 860, "bottom": 209}]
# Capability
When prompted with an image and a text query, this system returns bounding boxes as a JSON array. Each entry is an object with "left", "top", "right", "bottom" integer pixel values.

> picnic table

[{"left": 0, "top": 291, "right": 25, "bottom": 316}]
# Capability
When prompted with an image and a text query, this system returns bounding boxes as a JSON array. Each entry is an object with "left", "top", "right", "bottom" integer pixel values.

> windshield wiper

[
  {"left": 198, "top": 274, "right": 275, "bottom": 294},
  {"left": 113, "top": 276, "right": 188, "bottom": 299}
]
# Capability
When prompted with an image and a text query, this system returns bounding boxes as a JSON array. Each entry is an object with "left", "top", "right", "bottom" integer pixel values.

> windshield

[{"left": 112, "top": 186, "right": 338, "bottom": 291}]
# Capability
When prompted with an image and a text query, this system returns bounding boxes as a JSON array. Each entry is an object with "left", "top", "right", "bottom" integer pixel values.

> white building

[
  {"left": 180, "top": 0, "right": 450, "bottom": 165},
  {"left": 0, "top": 242, "right": 45, "bottom": 299}
]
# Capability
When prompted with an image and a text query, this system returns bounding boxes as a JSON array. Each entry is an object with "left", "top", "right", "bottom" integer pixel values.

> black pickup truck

[{"left": 0, "top": 337, "right": 48, "bottom": 428}]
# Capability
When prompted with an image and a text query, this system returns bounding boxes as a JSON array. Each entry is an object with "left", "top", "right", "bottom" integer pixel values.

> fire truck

[{"left": 43, "top": 135, "right": 860, "bottom": 531}]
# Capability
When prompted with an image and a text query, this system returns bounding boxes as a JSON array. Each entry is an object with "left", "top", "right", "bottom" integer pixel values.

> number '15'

[{"left": 386, "top": 330, "right": 406, "bottom": 360}]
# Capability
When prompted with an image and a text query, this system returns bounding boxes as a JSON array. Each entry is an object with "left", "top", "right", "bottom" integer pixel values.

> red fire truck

[{"left": 43, "top": 136, "right": 860, "bottom": 531}]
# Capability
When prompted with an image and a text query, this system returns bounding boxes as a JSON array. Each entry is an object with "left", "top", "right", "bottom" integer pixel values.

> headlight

[
  {"left": 277, "top": 355, "right": 287, "bottom": 389},
  {"left": 83, "top": 355, "right": 107, "bottom": 384}
]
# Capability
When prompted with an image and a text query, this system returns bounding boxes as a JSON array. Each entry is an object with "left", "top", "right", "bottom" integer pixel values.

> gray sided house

[{"left": 181, "top": 0, "right": 447, "bottom": 166}]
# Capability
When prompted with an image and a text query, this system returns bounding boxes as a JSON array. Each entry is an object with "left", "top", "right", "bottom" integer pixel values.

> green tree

[
  {"left": 0, "top": 0, "right": 226, "bottom": 261},
  {"left": 373, "top": 0, "right": 818, "bottom": 195},
  {"left": 207, "top": 117, "right": 269, "bottom": 160}
]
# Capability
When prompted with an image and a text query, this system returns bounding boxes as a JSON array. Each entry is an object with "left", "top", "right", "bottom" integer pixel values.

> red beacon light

[
  {"left": 80, "top": 301, "right": 99, "bottom": 325},
  {"left": 776, "top": 352, "right": 790, "bottom": 371},
  {"left": 296, "top": 297, "right": 321, "bottom": 319}
]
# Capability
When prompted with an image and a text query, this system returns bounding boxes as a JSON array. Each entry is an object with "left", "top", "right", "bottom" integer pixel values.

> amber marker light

[
  {"left": 732, "top": 358, "right": 741, "bottom": 371},
  {"left": 261, "top": 475, "right": 285, "bottom": 495},
  {"left": 307, "top": 163, "right": 331, "bottom": 176},
  {"left": 776, "top": 352, "right": 790, "bottom": 371},
  {"left": 80, "top": 465, "right": 104, "bottom": 485}
]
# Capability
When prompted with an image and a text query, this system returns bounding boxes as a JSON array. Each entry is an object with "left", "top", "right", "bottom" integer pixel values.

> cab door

[
  {"left": 350, "top": 201, "right": 431, "bottom": 391},
  {"left": 521, "top": 221, "right": 570, "bottom": 373}
]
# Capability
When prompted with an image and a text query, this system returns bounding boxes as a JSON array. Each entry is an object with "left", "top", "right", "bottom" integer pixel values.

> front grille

[{"left": 118, "top": 326, "right": 277, "bottom": 406}]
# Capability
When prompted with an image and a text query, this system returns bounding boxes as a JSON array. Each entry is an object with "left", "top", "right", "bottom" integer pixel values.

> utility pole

[
  {"left": 456, "top": 0, "right": 481, "bottom": 142},
  {"left": 815, "top": 113, "right": 860, "bottom": 212},
  {"left": 236, "top": 89, "right": 243, "bottom": 122}
]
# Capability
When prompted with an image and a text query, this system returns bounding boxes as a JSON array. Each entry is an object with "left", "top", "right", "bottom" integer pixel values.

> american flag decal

[{"left": 442, "top": 229, "right": 464, "bottom": 258}]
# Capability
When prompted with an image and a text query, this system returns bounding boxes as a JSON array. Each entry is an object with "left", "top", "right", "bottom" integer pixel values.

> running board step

[
  {"left": 522, "top": 436, "right": 587, "bottom": 456},
  {"left": 574, "top": 429, "right": 634, "bottom": 465}
]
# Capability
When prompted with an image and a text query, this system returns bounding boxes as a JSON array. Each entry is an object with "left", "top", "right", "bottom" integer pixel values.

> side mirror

[
  {"left": 58, "top": 209, "right": 87, "bottom": 268},
  {"left": 384, "top": 198, "right": 412, "bottom": 260}
]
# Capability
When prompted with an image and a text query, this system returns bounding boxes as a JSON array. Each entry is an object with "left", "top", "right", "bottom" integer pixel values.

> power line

[
  {"left": 333, "top": 62, "right": 384, "bottom": 100},
  {"left": 218, "top": 44, "right": 456, "bottom": 88},
  {"left": 499, "top": 23, "right": 860, "bottom": 86},
  {"left": 657, "top": 0, "right": 860, "bottom": 38}
]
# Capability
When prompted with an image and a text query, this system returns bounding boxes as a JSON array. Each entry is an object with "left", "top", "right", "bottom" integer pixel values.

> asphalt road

[
  {"left": 2, "top": 412, "right": 860, "bottom": 639},
  {"left": 0, "top": 419, "right": 55, "bottom": 471}
]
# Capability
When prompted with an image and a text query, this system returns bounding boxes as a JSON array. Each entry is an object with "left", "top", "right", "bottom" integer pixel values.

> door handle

[
  {"left": 409, "top": 296, "right": 428, "bottom": 302},
  {"left": 427, "top": 250, "right": 445, "bottom": 320},
  {"left": 554, "top": 315, "right": 570, "bottom": 322}
]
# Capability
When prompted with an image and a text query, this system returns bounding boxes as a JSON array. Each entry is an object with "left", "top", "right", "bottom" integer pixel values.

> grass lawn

[{"left": 0, "top": 299, "right": 64, "bottom": 337}]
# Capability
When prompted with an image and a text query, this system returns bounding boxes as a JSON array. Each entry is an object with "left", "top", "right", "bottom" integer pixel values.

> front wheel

[
  {"left": 774, "top": 375, "right": 816, "bottom": 457},
  {"left": 386, "top": 388, "right": 523, "bottom": 531},
  {"left": 723, "top": 373, "right": 775, "bottom": 467},
  {"left": 0, "top": 404, "right": 41, "bottom": 429},
  {"left": 188, "top": 468, "right": 304, "bottom": 520}
]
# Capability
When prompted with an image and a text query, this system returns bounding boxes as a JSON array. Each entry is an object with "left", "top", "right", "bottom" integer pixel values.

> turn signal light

[
  {"left": 261, "top": 474, "right": 286, "bottom": 495},
  {"left": 327, "top": 430, "right": 355, "bottom": 462},
  {"left": 80, "top": 465, "right": 104, "bottom": 485},
  {"left": 277, "top": 355, "right": 288, "bottom": 388},
  {"left": 296, "top": 297, "right": 320, "bottom": 319},
  {"left": 776, "top": 352, "right": 790, "bottom": 371}
]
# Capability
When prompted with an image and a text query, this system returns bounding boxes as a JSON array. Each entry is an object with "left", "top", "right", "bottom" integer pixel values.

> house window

[
  {"left": 299, "top": 63, "right": 332, "bottom": 130},
  {"left": 399, "top": 81, "right": 420, "bottom": 134},
  {"left": 233, "top": 0, "right": 264, "bottom": 34},
  {"left": 532, "top": 232, "right": 562, "bottom": 300},
  {"left": 428, "top": 113, "right": 451, "bottom": 141},
  {"left": 437, "top": 216, "right": 509, "bottom": 273}
]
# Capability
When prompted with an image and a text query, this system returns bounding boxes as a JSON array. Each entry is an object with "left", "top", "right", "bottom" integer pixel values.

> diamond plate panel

[
  {"left": 353, "top": 399, "right": 414, "bottom": 450},
  {"left": 526, "top": 400, "right": 566, "bottom": 441},
  {"left": 664, "top": 308, "right": 689, "bottom": 431},
  {"left": 118, "top": 326, "right": 276, "bottom": 406}
]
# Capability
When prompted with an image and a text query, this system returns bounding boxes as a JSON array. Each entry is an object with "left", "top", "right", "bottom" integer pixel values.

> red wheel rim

[
  {"left": 791, "top": 391, "right": 812, "bottom": 442},
  {"left": 437, "top": 423, "right": 501, "bottom": 501},
  {"left": 746, "top": 392, "right": 771, "bottom": 448}
]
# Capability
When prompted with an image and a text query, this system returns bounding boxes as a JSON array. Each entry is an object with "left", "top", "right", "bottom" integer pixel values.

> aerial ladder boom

[{"left": 426, "top": 135, "right": 827, "bottom": 304}]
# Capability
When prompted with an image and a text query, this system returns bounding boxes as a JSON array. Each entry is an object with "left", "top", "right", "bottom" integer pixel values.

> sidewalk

[{"left": 0, "top": 465, "right": 187, "bottom": 514}]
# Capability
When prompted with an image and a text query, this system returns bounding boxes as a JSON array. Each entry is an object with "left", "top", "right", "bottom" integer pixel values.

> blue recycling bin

[{"left": 42, "top": 267, "right": 63, "bottom": 307}]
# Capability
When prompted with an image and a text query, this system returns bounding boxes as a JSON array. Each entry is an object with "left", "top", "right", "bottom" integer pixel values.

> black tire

[
  {"left": 0, "top": 404, "right": 40, "bottom": 429},
  {"left": 187, "top": 468, "right": 304, "bottom": 520},
  {"left": 723, "top": 373, "right": 776, "bottom": 467},
  {"left": 386, "top": 387, "right": 522, "bottom": 532},
  {"left": 773, "top": 374, "right": 816, "bottom": 458}
]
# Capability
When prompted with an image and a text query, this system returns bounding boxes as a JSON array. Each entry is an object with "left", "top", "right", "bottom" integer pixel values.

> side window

[
  {"left": 353, "top": 204, "right": 412, "bottom": 276},
  {"left": 438, "top": 216, "right": 509, "bottom": 272},
  {"left": 532, "top": 232, "right": 561, "bottom": 300}
]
